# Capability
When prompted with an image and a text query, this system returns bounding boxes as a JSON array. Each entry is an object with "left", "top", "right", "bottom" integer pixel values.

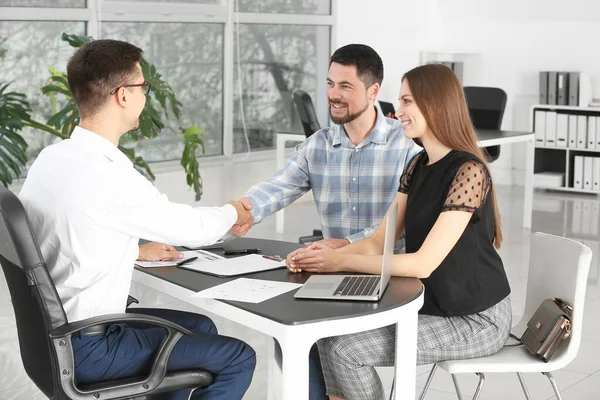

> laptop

[{"left": 294, "top": 202, "right": 397, "bottom": 301}]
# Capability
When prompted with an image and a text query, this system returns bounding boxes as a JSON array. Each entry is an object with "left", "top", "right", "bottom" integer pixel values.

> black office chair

[
  {"left": 0, "top": 185, "right": 213, "bottom": 400},
  {"left": 293, "top": 89, "right": 321, "bottom": 139},
  {"left": 378, "top": 100, "right": 397, "bottom": 119},
  {"left": 292, "top": 89, "right": 324, "bottom": 243},
  {"left": 463, "top": 86, "right": 507, "bottom": 163}
]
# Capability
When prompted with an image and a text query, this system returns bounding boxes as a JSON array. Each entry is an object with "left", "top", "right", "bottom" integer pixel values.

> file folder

[
  {"left": 583, "top": 156, "right": 594, "bottom": 190},
  {"left": 534, "top": 110, "right": 546, "bottom": 146},
  {"left": 571, "top": 200, "right": 582, "bottom": 234},
  {"left": 594, "top": 157, "right": 600, "bottom": 193},
  {"left": 545, "top": 111, "right": 557, "bottom": 147},
  {"left": 596, "top": 116, "right": 600, "bottom": 149},
  {"left": 574, "top": 155, "right": 584, "bottom": 189},
  {"left": 557, "top": 72, "right": 569, "bottom": 105},
  {"left": 577, "top": 115, "right": 588, "bottom": 149},
  {"left": 581, "top": 201, "right": 591, "bottom": 235},
  {"left": 547, "top": 72, "right": 558, "bottom": 105},
  {"left": 589, "top": 116, "right": 597, "bottom": 150},
  {"left": 555, "top": 113, "right": 568, "bottom": 147},
  {"left": 568, "top": 72, "right": 579, "bottom": 106},
  {"left": 567, "top": 115, "right": 578, "bottom": 148},
  {"left": 591, "top": 203, "right": 600, "bottom": 236},
  {"left": 539, "top": 71, "right": 549, "bottom": 104}
]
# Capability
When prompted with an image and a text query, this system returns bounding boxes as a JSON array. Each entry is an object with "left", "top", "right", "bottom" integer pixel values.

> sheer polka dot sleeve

[
  {"left": 442, "top": 160, "right": 491, "bottom": 217},
  {"left": 398, "top": 151, "right": 424, "bottom": 194}
]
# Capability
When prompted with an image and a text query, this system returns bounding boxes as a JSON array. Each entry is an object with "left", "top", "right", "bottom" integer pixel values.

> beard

[{"left": 329, "top": 99, "right": 370, "bottom": 125}]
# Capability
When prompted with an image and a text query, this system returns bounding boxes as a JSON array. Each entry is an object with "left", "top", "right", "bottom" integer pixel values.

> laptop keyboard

[{"left": 334, "top": 276, "right": 381, "bottom": 297}]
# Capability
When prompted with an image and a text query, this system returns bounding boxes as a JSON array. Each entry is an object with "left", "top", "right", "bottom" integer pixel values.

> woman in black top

[{"left": 287, "top": 64, "right": 512, "bottom": 400}]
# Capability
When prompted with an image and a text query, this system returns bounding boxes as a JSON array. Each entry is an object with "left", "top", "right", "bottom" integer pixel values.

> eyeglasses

[{"left": 110, "top": 81, "right": 152, "bottom": 96}]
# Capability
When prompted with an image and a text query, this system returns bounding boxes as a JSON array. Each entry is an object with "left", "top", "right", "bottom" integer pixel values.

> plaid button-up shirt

[{"left": 245, "top": 109, "right": 420, "bottom": 243}]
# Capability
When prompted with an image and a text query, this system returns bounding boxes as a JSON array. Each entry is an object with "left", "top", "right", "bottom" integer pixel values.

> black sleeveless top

[{"left": 398, "top": 150, "right": 511, "bottom": 317}]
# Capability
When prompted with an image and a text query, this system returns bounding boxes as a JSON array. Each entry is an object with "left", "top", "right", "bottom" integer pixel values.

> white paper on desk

[
  {"left": 191, "top": 278, "right": 302, "bottom": 303},
  {"left": 135, "top": 249, "right": 224, "bottom": 268},
  {"left": 176, "top": 253, "right": 283, "bottom": 277}
]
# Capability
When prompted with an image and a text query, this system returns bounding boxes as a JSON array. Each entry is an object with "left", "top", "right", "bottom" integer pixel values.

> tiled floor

[{"left": 1, "top": 185, "right": 600, "bottom": 399}]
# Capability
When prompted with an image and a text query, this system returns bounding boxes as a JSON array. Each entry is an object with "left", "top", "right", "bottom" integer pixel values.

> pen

[
  {"left": 176, "top": 256, "right": 198, "bottom": 266},
  {"left": 263, "top": 255, "right": 283, "bottom": 262}
]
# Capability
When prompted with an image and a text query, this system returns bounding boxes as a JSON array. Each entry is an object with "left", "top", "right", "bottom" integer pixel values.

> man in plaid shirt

[
  {"left": 235, "top": 44, "right": 420, "bottom": 400},
  {"left": 235, "top": 44, "right": 419, "bottom": 252}
]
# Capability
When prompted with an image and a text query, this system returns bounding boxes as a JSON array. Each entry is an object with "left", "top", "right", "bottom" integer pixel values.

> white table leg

[
  {"left": 278, "top": 332, "right": 312, "bottom": 400},
  {"left": 523, "top": 139, "right": 534, "bottom": 229},
  {"left": 267, "top": 340, "right": 283, "bottom": 400},
  {"left": 392, "top": 309, "right": 419, "bottom": 400}
]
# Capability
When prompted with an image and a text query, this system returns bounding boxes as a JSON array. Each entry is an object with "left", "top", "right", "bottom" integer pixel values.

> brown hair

[
  {"left": 67, "top": 39, "right": 143, "bottom": 118},
  {"left": 402, "top": 64, "right": 503, "bottom": 248}
]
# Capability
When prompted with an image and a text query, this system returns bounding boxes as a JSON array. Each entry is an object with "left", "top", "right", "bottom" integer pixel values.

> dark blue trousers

[{"left": 71, "top": 308, "right": 256, "bottom": 400}]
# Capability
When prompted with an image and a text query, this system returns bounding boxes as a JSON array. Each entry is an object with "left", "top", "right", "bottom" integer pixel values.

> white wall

[{"left": 336, "top": 0, "right": 600, "bottom": 185}]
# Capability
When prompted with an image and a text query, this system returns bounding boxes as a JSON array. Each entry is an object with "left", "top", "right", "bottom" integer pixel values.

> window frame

[{"left": 0, "top": 0, "right": 337, "bottom": 164}]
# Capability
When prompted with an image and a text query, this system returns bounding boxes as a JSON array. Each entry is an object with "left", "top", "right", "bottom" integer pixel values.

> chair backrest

[
  {"left": 463, "top": 86, "right": 507, "bottom": 162},
  {"left": 378, "top": 100, "right": 397, "bottom": 119},
  {"left": 514, "top": 232, "right": 592, "bottom": 367},
  {"left": 0, "top": 185, "right": 68, "bottom": 398},
  {"left": 292, "top": 89, "right": 321, "bottom": 138}
]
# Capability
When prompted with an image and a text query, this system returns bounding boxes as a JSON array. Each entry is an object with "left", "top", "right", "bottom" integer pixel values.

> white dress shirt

[{"left": 19, "top": 127, "right": 237, "bottom": 322}]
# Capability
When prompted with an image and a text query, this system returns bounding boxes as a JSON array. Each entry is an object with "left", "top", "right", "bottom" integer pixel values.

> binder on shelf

[
  {"left": 556, "top": 113, "right": 568, "bottom": 147},
  {"left": 589, "top": 117, "right": 597, "bottom": 150},
  {"left": 581, "top": 201, "right": 591, "bottom": 235},
  {"left": 547, "top": 72, "right": 558, "bottom": 105},
  {"left": 557, "top": 72, "right": 569, "bottom": 106},
  {"left": 596, "top": 116, "right": 600, "bottom": 149},
  {"left": 591, "top": 203, "right": 599, "bottom": 237},
  {"left": 568, "top": 72, "right": 580, "bottom": 106},
  {"left": 583, "top": 156, "right": 594, "bottom": 190},
  {"left": 579, "top": 72, "right": 593, "bottom": 107},
  {"left": 534, "top": 110, "right": 546, "bottom": 146},
  {"left": 539, "top": 71, "right": 549, "bottom": 104},
  {"left": 451, "top": 62, "right": 464, "bottom": 83},
  {"left": 577, "top": 115, "right": 588, "bottom": 149},
  {"left": 571, "top": 200, "right": 582, "bottom": 234},
  {"left": 568, "top": 114, "right": 578, "bottom": 148},
  {"left": 545, "top": 111, "right": 557, "bottom": 147},
  {"left": 593, "top": 157, "right": 600, "bottom": 193},
  {"left": 574, "top": 155, "right": 584, "bottom": 189}
]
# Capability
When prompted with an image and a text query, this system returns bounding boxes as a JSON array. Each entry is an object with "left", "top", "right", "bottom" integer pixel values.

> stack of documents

[
  {"left": 135, "top": 249, "right": 222, "bottom": 268},
  {"left": 176, "top": 254, "right": 286, "bottom": 277}
]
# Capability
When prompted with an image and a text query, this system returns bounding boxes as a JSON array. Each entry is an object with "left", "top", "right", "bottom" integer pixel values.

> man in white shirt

[{"left": 19, "top": 39, "right": 255, "bottom": 400}]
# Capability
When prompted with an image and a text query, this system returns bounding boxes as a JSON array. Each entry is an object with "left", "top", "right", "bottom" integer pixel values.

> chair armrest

[
  {"left": 127, "top": 295, "right": 139, "bottom": 307},
  {"left": 49, "top": 313, "right": 193, "bottom": 400},
  {"left": 49, "top": 313, "right": 193, "bottom": 338}
]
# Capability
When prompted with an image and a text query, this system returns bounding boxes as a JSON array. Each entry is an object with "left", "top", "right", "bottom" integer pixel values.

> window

[
  {"left": 0, "top": 0, "right": 334, "bottom": 165},
  {"left": 0, "top": 20, "right": 86, "bottom": 159},
  {"left": 233, "top": 24, "right": 330, "bottom": 152},
  {"left": 237, "top": 0, "right": 331, "bottom": 15},
  {"left": 102, "top": 22, "right": 224, "bottom": 161},
  {"left": 0, "top": 0, "right": 85, "bottom": 7}
]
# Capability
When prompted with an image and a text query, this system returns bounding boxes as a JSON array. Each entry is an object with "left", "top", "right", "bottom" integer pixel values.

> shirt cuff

[
  {"left": 222, "top": 203, "right": 238, "bottom": 226},
  {"left": 346, "top": 232, "right": 367, "bottom": 244}
]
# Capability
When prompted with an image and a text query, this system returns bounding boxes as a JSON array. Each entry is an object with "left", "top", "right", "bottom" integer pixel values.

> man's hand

[
  {"left": 138, "top": 242, "right": 183, "bottom": 261},
  {"left": 309, "top": 238, "right": 350, "bottom": 249},
  {"left": 227, "top": 198, "right": 253, "bottom": 236}
]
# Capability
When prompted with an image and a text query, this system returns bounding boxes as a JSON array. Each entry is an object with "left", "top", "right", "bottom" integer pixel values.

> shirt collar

[
  {"left": 70, "top": 126, "right": 133, "bottom": 165},
  {"left": 330, "top": 107, "right": 394, "bottom": 147}
]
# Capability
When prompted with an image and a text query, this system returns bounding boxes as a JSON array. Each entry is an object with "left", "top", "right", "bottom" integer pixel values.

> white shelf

[
  {"left": 535, "top": 146, "right": 600, "bottom": 153},
  {"left": 535, "top": 186, "right": 600, "bottom": 195},
  {"left": 531, "top": 104, "right": 600, "bottom": 113}
]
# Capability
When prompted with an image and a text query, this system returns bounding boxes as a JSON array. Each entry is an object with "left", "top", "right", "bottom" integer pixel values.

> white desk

[
  {"left": 133, "top": 238, "right": 424, "bottom": 400},
  {"left": 274, "top": 130, "right": 535, "bottom": 233}
]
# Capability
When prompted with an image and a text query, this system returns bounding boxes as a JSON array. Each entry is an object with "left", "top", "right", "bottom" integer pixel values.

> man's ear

[
  {"left": 369, "top": 83, "right": 380, "bottom": 101},
  {"left": 115, "top": 87, "right": 128, "bottom": 108}
]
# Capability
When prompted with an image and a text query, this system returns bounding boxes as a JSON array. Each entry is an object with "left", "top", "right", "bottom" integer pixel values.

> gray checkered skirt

[{"left": 317, "top": 295, "right": 512, "bottom": 400}]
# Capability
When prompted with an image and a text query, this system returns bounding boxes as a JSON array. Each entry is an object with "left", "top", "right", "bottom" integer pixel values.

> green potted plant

[
  {"left": 40, "top": 33, "right": 205, "bottom": 200},
  {"left": 0, "top": 81, "right": 30, "bottom": 187}
]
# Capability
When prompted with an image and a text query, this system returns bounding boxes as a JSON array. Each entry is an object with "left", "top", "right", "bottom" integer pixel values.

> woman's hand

[
  {"left": 138, "top": 242, "right": 183, "bottom": 261},
  {"left": 286, "top": 242, "right": 343, "bottom": 273}
]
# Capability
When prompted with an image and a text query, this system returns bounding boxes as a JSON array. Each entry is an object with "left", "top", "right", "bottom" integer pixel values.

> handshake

[{"left": 227, "top": 197, "right": 254, "bottom": 237}]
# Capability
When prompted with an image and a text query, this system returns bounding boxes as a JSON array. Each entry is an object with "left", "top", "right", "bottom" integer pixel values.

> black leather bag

[{"left": 520, "top": 298, "right": 573, "bottom": 362}]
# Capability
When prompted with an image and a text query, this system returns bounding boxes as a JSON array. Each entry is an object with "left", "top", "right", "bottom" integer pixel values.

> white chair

[{"left": 417, "top": 232, "right": 593, "bottom": 400}]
